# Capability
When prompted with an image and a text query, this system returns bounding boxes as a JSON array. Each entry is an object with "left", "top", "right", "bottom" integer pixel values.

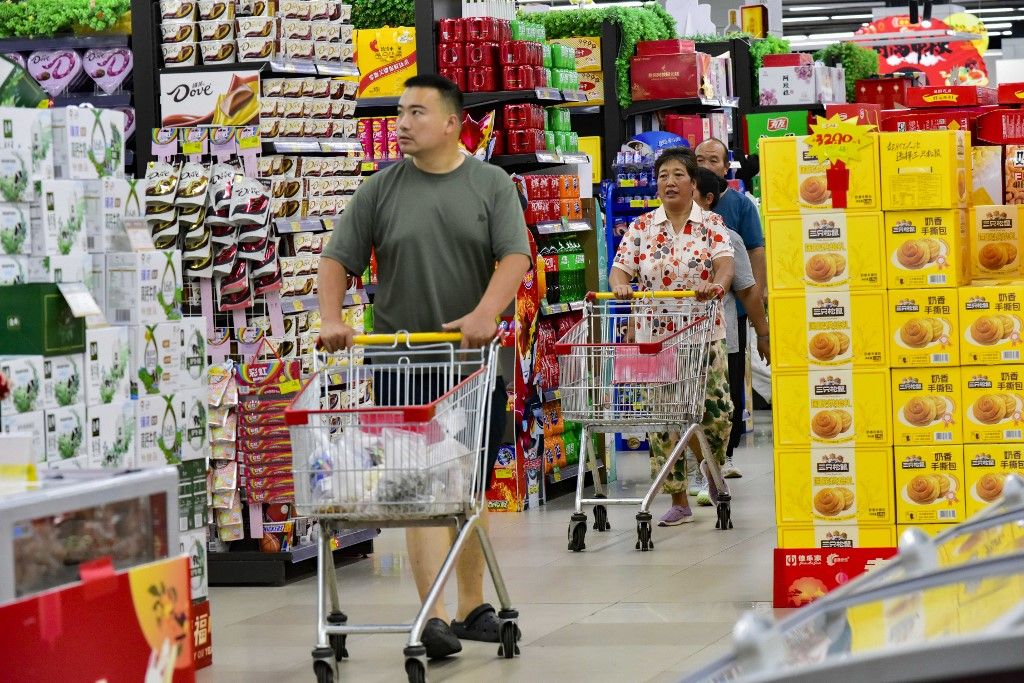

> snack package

[
  {"left": 765, "top": 211, "right": 884, "bottom": 291},
  {"left": 891, "top": 368, "right": 963, "bottom": 446},
  {"left": 961, "top": 365, "right": 1024, "bottom": 443},
  {"left": 894, "top": 445, "right": 966, "bottom": 524},
  {"left": 769, "top": 290, "right": 888, "bottom": 369},
  {"left": 771, "top": 368, "right": 892, "bottom": 447},
  {"left": 884, "top": 209, "right": 969, "bottom": 289},
  {"left": 774, "top": 447, "right": 894, "bottom": 525},
  {"left": 970, "top": 205, "right": 1021, "bottom": 281},
  {"left": 963, "top": 444, "right": 1024, "bottom": 516},
  {"left": 888, "top": 288, "right": 959, "bottom": 367},
  {"left": 959, "top": 285, "right": 1024, "bottom": 366}
]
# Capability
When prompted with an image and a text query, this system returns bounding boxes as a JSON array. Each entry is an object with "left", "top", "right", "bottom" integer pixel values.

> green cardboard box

[
  {"left": 0, "top": 283, "right": 85, "bottom": 356},
  {"left": 745, "top": 111, "right": 810, "bottom": 155}
]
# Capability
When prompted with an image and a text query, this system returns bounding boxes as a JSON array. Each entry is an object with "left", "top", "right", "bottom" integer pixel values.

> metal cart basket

[
  {"left": 553, "top": 291, "right": 733, "bottom": 552},
  {"left": 285, "top": 333, "right": 519, "bottom": 683}
]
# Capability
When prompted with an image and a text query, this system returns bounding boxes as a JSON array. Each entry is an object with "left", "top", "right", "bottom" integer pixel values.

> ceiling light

[
  {"left": 985, "top": 23, "right": 1013, "bottom": 29},
  {"left": 787, "top": 5, "right": 826, "bottom": 11},
  {"left": 1003, "top": 30, "right": 1015, "bottom": 35},
  {"left": 789, "top": 1, "right": 881, "bottom": 10},
  {"left": 782, "top": 16, "right": 829, "bottom": 23},
  {"left": 988, "top": 51, "right": 1004, "bottom": 56},
  {"left": 832, "top": 14, "right": 874, "bottom": 20}
]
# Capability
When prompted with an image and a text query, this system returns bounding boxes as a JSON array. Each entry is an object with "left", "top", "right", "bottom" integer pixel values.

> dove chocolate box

[
  {"left": 970, "top": 205, "right": 1021, "bottom": 281},
  {"left": 894, "top": 445, "right": 966, "bottom": 524},
  {"left": 774, "top": 447, "right": 895, "bottom": 526},
  {"left": 884, "top": 209, "right": 969, "bottom": 290},
  {"left": 961, "top": 365, "right": 1024, "bottom": 443},
  {"left": 887, "top": 288, "right": 959, "bottom": 368},
  {"left": 765, "top": 211, "right": 884, "bottom": 292},
  {"left": 958, "top": 285, "right": 1024, "bottom": 366},
  {"left": 769, "top": 290, "right": 888, "bottom": 369},
  {"left": 159, "top": 68, "right": 261, "bottom": 128},
  {"left": 963, "top": 444, "right": 1024, "bottom": 517},
  {"left": 891, "top": 367, "right": 963, "bottom": 446},
  {"left": 771, "top": 368, "right": 891, "bottom": 448}
]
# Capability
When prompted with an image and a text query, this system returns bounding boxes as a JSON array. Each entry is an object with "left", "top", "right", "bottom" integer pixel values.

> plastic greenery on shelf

[
  {"left": 0, "top": 0, "right": 130, "bottom": 38},
  {"left": 350, "top": 0, "right": 415, "bottom": 30},
  {"left": 814, "top": 41, "right": 879, "bottom": 103},
  {"left": 522, "top": 3, "right": 676, "bottom": 109}
]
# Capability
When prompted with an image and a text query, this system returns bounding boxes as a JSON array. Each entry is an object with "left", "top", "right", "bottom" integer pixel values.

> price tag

[
  {"left": 804, "top": 114, "right": 874, "bottom": 166},
  {"left": 536, "top": 151, "right": 558, "bottom": 163}
]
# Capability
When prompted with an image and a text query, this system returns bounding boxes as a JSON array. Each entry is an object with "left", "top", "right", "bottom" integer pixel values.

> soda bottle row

[{"left": 538, "top": 235, "right": 586, "bottom": 304}]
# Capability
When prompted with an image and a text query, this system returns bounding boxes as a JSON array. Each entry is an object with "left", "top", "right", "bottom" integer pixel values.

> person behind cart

[
  {"left": 695, "top": 138, "right": 767, "bottom": 481},
  {"left": 317, "top": 74, "right": 532, "bottom": 659},
  {"left": 608, "top": 147, "right": 736, "bottom": 527}
]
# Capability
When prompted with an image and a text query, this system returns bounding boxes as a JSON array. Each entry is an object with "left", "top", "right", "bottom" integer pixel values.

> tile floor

[{"left": 199, "top": 414, "right": 776, "bottom": 682}]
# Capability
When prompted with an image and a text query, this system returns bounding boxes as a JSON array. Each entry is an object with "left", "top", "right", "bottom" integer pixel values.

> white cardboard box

[
  {"left": 44, "top": 403, "right": 87, "bottom": 466},
  {"left": 0, "top": 254, "right": 25, "bottom": 285},
  {"left": 85, "top": 178, "right": 134, "bottom": 253},
  {"left": 177, "top": 386, "right": 210, "bottom": 462},
  {"left": 0, "top": 203, "right": 30, "bottom": 255},
  {"left": 0, "top": 355, "right": 44, "bottom": 414},
  {"left": 1, "top": 410, "right": 46, "bottom": 462},
  {"left": 51, "top": 106, "right": 126, "bottom": 180},
  {"left": 42, "top": 354, "right": 84, "bottom": 409},
  {"left": 0, "top": 107, "right": 54, "bottom": 202},
  {"left": 87, "top": 400, "right": 136, "bottom": 468},
  {"left": 129, "top": 322, "right": 181, "bottom": 397},
  {"left": 30, "top": 179, "right": 87, "bottom": 256},
  {"left": 759, "top": 63, "right": 839, "bottom": 106},
  {"left": 106, "top": 250, "right": 183, "bottom": 325},
  {"left": 85, "top": 326, "right": 132, "bottom": 404},
  {"left": 26, "top": 254, "right": 89, "bottom": 283},
  {"left": 135, "top": 393, "right": 182, "bottom": 467},
  {"left": 178, "top": 316, "right": 209, "bottom": 389},
  {"left": 179, "top": 527, "right": 209, "bottom": 601}
]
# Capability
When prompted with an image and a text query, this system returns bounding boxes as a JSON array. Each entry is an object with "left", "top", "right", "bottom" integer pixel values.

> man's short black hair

[
  {"left": 404, "top": 74, "right": 464, "bottom": 115},
  {"left": 654, "top": 146, "right": 699, "bottom": 181}
]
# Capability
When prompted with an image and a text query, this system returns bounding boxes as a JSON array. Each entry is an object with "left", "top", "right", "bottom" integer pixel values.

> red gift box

[
  {"left": 998, "top": 83, "right": 1024, "bottom": 106},
  {"left": 663, "top": 114, "right": 708, "bottom": 148},
  {"left": 906, "top": 85, "right": 998, "bottom": 108},
  {"left": 191, "top": 599, "right": 213, "bottom": 670},
  {"left": 635, "top": 39, "right": 696, "bottom": 56},
  {"left": 773, "top": 547, "right": 898, "bottom": 608},
  {"left": 976, "top": 108, "right": 1024, "bottom": 144},
  {"left": 763, "top": 52, "right": 812, "bottom": 68},
  {"left": 825, "top": 103, "right": 882, "bottom": 127},
  {"left": 882, "top": 105, "right": 997, "bottom": 135},
  {"left": 631, "top": 53, "right": 702, "bottom": 102},
  {"left": 855, "top": 77, "right": 913, "bottom": 109}
]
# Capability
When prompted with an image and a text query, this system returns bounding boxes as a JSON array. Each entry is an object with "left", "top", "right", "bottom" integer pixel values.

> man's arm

[
  {"left": 318, "top": 257, "right": 356, "bottom": 352},
  {"left": 736, "top": 282, "right": 770, "bottom": 365},
  {"left": 748, "top": 246, "right": 767, "bottom": 303},
  {"left": 444, "top": 253, "right": 532, "bottom": 348},
  {"left": 739, "top": 198, "right": 767, "bottom": 303}
]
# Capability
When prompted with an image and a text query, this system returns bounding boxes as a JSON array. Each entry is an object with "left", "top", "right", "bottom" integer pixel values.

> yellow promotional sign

[{"left": 805, "top": 114, "right": 876, "bottom": 167}]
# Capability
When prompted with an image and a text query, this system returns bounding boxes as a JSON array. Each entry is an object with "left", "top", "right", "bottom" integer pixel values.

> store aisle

[{"left": 200, "top": 414, "right": 776, "bottom": 683}]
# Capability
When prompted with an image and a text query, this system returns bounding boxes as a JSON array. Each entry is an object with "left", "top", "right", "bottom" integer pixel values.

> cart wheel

[
  {"left": 593, "top": 505, "right": 611, "bottom": 532},
  {"left": 568, "top": 512, "right": 587, "bottom": 552},
  {"left": 327, "top": 611, "right": 348, "bottom": 660},
  {"left": 313, "top": 660, "right": 334, "bottom": 683},
  {"left": 635, "top": 512, "right": 654, "bottom": 551},
  {"left": 405, "top": 657, "right": 427, "bottom": 683},
  {"left": 716, "top": 502, "right": 734, "bottom": 530},
  {"left": 497, "top": 620, "right": 521, "bottom": 659}
]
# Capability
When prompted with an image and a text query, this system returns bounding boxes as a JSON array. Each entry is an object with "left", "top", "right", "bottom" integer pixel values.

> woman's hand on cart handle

[
  {"left": 443, "top": 310, "right": 498, "bottom": 349},
  {"left": 318, "top": 320, "right": 357, "bottom": 352},
  {"left": 693, "top": 281, "right": 726, "bottom": 301},
  {"left": 611, "top": 283, "right": 634, "bottom": 299}
]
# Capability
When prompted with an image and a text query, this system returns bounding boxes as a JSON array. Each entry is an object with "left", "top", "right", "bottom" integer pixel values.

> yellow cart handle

[
  {"left": 351, "top": 332, "right": 463, "bottom": 346},
  {"left": 590, "top": 290, "right": 697, "bottom": 300}
]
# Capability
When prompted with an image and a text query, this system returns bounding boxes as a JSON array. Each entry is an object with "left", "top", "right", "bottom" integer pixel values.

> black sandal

[{"left": 450, "top": 603, "right": 503, "bottom": 643}]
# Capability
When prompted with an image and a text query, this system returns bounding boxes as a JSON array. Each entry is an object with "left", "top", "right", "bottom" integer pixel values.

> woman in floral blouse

[{"left": 609, "top": 147, "right": 736, "bottom": 527}]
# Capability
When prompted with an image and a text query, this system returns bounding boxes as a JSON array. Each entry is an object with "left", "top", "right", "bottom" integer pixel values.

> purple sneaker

[{"left": 658, "top": 505, "right": 694, "bottom": 527}]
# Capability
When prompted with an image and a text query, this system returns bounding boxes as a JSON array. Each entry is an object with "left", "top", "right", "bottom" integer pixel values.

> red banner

[
  {"left": 774, "top": 547, "right": 898, "bottom": 608},
  {"left": 856, "top": 16, "right": 988, "bottom": 87}
]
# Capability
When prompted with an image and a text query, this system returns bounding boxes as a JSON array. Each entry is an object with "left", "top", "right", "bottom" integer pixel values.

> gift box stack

[
  {"left": 630, "top": 39, "right": 731, "bottom": 103},
  {"left": 550, "top": 36, "right": 603, "bottom": 106},
  {"left": 758, "top": 52, "right": 846, "bottom": 107}
]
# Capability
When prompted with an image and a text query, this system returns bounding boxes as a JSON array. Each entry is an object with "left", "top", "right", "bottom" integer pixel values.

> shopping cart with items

[
  {"left": 286, "top": 333, "right": 520, "bottom": 683},
  {"left": 554, "top": 291, "right": 733, "bottom": 552}
]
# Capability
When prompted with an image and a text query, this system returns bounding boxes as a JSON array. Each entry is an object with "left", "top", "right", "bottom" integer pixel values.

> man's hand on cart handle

[
  {"left": 318, "top": 319, "right": 357, "bottom": 352},
  {"left": 443, "top": 309, "right": 498, "bottom": 349}
]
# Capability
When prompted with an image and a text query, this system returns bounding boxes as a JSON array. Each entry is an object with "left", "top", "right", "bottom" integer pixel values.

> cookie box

[
  {"left": 776, "top": 523, "right": 897, "bottom": 549},
  {"left": 878, "top": 129, "right": 971, "bottom": 211},
  {"left": 894, "top": 445, "right": 966, "bottom": 524},
  {"left": 958, "top": 284, "right": 1024, "bottom": 366},
  {"left": 888, "top": 288, "right": 959, "bottom": 368},
  {"left": 884, "top": 209, "right": 969, "bottom": 289},
  {"left": 769, "top": 290, "right": 888, "bottom": 369},
  {"left": 970, "top": 205, "right": 1021, "bottom": 281},
  {"left": 774, "top": 446, "right": 895, "bottom": 525},
  {"left": 771, "top": 368, "right": 892, "bottom": 447},
  {"left": 962, "top": 365, "right": 1024, "bottom": 443},
  {"left": 891, "top": 367, "right": 963, "bottom": 446},
  {"left": 963, "top": 444, "right": 1024, "bottom": 516}
]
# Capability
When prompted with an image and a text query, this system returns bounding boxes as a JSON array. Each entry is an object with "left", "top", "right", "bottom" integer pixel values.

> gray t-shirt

[
  {"left": 323, "top": 155, "right": 531, "bottom": 334},
  {"left": 722, "top": 226, "right": 756, "bottom": 354}
]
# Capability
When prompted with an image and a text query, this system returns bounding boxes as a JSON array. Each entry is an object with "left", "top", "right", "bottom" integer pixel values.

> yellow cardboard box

[
  {"left": 577, "top": 136, "right": 602, "bottom": 184},
  {"left": 897, "top": 523, "right": 959, "bottom": 538},
  {"left": 769, "top": 290, "right": 888, "bottom": 369},
  {"left": 963, "top": 444, "right": 1024, "bottom": 516},
  {"left": 776, "top": 524, "right": 897, "bottom": 549},
  {"left": 355, "top": 27, "right": 417, "bottom": 98},
  {"left": 772, "top": 368, "right": 892, "bottom": 447},
  {"left": 765, "top": 211, "right": 884, "bottom": 292},
  {"left": 774, "top": 447, "right": 894, "bottom": 525},
  {"left": 894, "top": 445, "right": 966, "bottom": 524},
  {"left": 958, "top": 284, "right": 1024, "bottom": 365},
  {"left": 891, "top": 368, "right": 963, "bottom": 446},
  {"left": 962, "top": 365, "right": 1024, "bottom": 443},
  {"left": 888, "top": 288, "right": 959, "bottom": 367},
  {"left": 884, "top": 209, "right": 969, "bottom": 289},
  {"left": 879, "top": 130, "right": 971, "bottom": 211},
  {"left": 574, "top": 70, "right": 605, "bottom": 106},
  {"left": 970, "top": 205, "right": 1020, "bottom": 281},
  {"left": 971, "top": 145, "right": 1003, "bottom": 206},
  {"left": 548, "top": 37, "right": 602, "bottom": 72},
  {"left": 760, "top": 134, "right": 881, "bottom": 214}
]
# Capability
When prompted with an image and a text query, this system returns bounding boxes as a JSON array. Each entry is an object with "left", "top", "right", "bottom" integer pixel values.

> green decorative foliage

[
  {"left": 350, "top": 0, "right": 415, "bottom": 30},
  {"left": 0, "top": 0, "right": 130, "bottom": 38},
  {"left": 748, "top": 35, "right": 791, "bottom": 93},
  {"left": 814, "top": 42, "right": 879, "bottom": 103},
  {"left": 523, "top": 3, "right": 677, "bottom": 109}
]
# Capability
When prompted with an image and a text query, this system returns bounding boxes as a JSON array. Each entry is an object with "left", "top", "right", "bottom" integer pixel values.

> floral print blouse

[{"left": 612, "top": 204, "right": 734, "bottom": 342}]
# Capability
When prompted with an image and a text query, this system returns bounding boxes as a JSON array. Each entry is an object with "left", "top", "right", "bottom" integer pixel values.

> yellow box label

[
  {"left": 884, "top": 209, "right": 969, "bottom": 289},
  {"left": 963, "top": 444, "right": 1024, "bottom": 516},
  {"left": 891, "top": 367, "right": 963, "bottom": 446},
  {"left": 970, "top": 205, "right": 1021, "bottom": 280},
  {"left": 775, "top": 447, "right": 894, "bottom": 525},
  {"left": 879, "top": 130, "right": 971, "bottom": 211},
  {"left": 770, "top": 290, "right": 888, "bottom": 369},
  {"left": 776, "top": 524, "right": 897, "bottom": 549},
  {"left": 356, "top": 27, "right": 417, "bottom": 98},
  {"left": 765, "top": 211, "right": 884, "bottom": 292},
  {"left": 772, "top": 368, "right": 891, "bottom": 447},
  {"left": 962, "top": 365, "right": 1024, "bottom": 443},
  {"left": 958, "top": 284, "right": 1024, "bottom": 366},
  {"left": 759, "top": 135, "right": 881, "bottom": 214},
  {"left": 894, "top": 445, "right": 966, "bottom": 524},
  {"left": 887, "top": 288, "right": 959, "bottom": 367},
  {"left": 548, "top": 37, "right": 601, "bottom": 72}
]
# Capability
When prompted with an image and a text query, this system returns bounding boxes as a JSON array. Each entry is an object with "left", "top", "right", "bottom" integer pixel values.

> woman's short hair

[
  {"left": 693, "top": 167, "right": 729, "bottom": 209},
  {"left": 654, "top": 146, "right": 699, "bottom": 181}
]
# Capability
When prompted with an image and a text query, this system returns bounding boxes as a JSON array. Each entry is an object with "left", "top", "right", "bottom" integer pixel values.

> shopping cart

[
  {"left": 285, "top": 333, "right": 520, "bottom": 683},
  {"left": 553, "top": 291, "right": 733, "bottom": 552}
]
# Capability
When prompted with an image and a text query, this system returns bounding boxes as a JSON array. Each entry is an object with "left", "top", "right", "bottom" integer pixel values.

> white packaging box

[
  {"left": 26, "top": 254, "right": 89, "bottom": 283},
  {"left": 178, "top": 316, "right": 209, "bottom": 389},
  {"left": 87, "top": 400, "right": 136, "bottom": 468},
  {"left": 0, "top": 355, "right": 44, "bottom": 414},
  {"left": 177, "top": 386, "right": 210, "bottom": 462},
  {"left": 129, "top": 322, "right": 181, "bottom": 397},
  {"left": 759, "top": 63, "right": 836, "bottom": 105},
  {"left": 831, "top": 66, "right": 847, "bottom": 104},
  {"left": 51, "top": 106, "right": 126, "bottom": 180},
  {"left": 1, "top": 410, "right": 46, "bottom": 462},
  {"left": 42, "top": 353, "right": 84, "bottom": 409},
  {"left": 0, "top": 254, "right": 25, "bottom": 284},
  {"left": 30, "top": 179, "right": 87, "bottom": 256},
  {"left": 0, "top": 203, "right": 30, "bottom": 255},
  {"left": 85, "top": 178, "right": 133, "bottom": 253},
  {"left": 44, "top": 403, "right": 87, "bottom": 466},
  {"left": 87, "top": 253, "right": 106, "bottom": 318},
  {"left": 179, "top": 527, "right": 209, "bottom": 601},
  {"left": 0, "top": 106, "right": 54, "bottom": 202},
  {"left": 106, "top": 250, "right": 184, "bottom": 325},
  {"left": 85, "top": 326, "right": 131, "bottom": 404},
  {"left": 135, "top": 393, "right": 182, "bottom": 467}
]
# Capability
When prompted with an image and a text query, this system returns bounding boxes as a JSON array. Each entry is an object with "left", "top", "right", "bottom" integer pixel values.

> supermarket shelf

[
  {"left": 489, "top": 151, "right": 588, "bottom": 171},
  {"left": 262, "top": 138, "right": 363, "bottom": 154},
  {"left": 569, "top": 106, "right": 602, "bottom": 115},
  {"left": 625, "top": 96, "right": 739, "bottom": 118},
  {"left": 158, "top": 62, "right": 269, "bottom": 75},
  {"left": 160, "top": 59, "right": 357, "bottom": 77},
  {"left": 560, "top": 90, "right": 589, "bottom": 102},
  {"left": 540, "top": 300, "right": 586, "bottom": 316},
  {"left": 52, "top": 92, "right": 133, "bottom": 108},
  {"left": 548, "top": 459, "right": 603, "bottom": 485},
  {"left": 535, "top": 219, "right": 592, "bottom": 235},
  {"left": 750, "top": 102, "right": 827, "bottom": 115},
  {"left": 361, "top": 158, "right": 403, "bottom": 172},
  {"left": 209, "top": 529, "right": 377, "bottom": 586},
  {"left": 0, "top": 33, "right": 128, "bottom": 52}
]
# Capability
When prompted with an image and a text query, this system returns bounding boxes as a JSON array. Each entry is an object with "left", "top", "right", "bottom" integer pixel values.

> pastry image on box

[
  {"left": 959, "top": 285, "right": 1024, "bottom": 365},
  {"left": 765, "top": 212, "right": 884, "bottom": 291},
  {"left": 885, "top": 209, "right": 969, "bottom": 289},
  {"left": 894, "top": 445, "right": 965, "bottom": 524},
  {"left": 772, "top": 368, "right": 891, "bottom": 447},
  {"left": 962, "top": 367, "right": 1024, "bottom": 443},
  {"left": 774, "top": 447, "right": 894, "bottom": 525},
  {"left": 776, "top": 523, "right": 897, "bottom": 549},
  {"left": 964, "top": 444, "right": 1024, "bottom": 516},
  {"left": 888, "top": 288, "right": 958, "bottom": 367},
  {"left": 770, "top": 290, "right": 888, "bottom": 368},
  {"left": 971, "top": 205, "right": 1020, "bottom": 280},
  {"left": 879, "top": 130, "right": 971, "bottom": 211},
  {"left": 892, "top": 368, "right": 962, "bottom": 446}
]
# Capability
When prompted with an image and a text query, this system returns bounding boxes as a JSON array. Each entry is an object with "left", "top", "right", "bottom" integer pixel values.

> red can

[
  {"left": 507, "top": 128, "right": 545, "bottom": 154},
  {"left": 438, "top": 18, "right": 464, "bottom": 43},
  {"left": 465, "top": 16, "right": 500, "bottom": 43},
  {"left": 465, "top": 41, "right": 499, "bottom": 67},
  {"left": 497, "top": 19, "right": 511, "bottom": 43},
  {"left": 503, "top": 103, "right": 544, "bottom": 131},
  {"left": 439, "top": 67, "right": 466, "bottom": 91},
  {"left": 533, "top": 65, "right": 547, "bottom": 87},
  {"left": 501, "top": 40, "right": 533, "bottom": 66},
  {"left": 467, "top": 66, "right": 497, "bottom": 92},
  {"left": 491, "top": 130, "right": 505, "bottom": 156},
  {"left": 503, "top": 64, "right": 536, "bottom": 91},
  {"left": 437, "top": 41, "right": 465, "bottom": 68}
]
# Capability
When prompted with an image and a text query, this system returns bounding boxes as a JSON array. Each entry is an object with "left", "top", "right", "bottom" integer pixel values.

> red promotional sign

[
  {"left": 856, "top": 16, "right": 989, "bottom": 87},
  {"left": 773, "top": 547, "right": 898, "bottom": 608}
]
